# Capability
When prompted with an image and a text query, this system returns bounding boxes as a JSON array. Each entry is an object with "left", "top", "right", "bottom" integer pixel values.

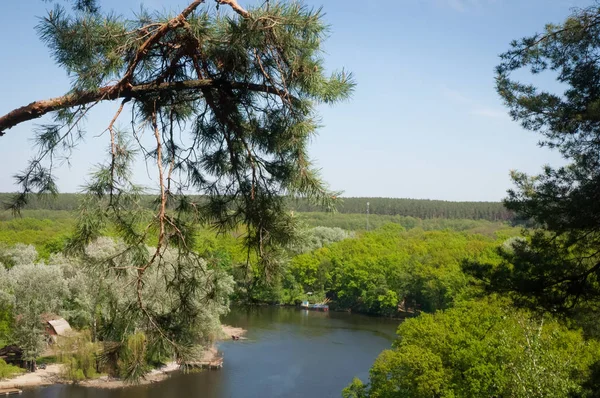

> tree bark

[
  {"left": 216, "top": 0, "right": 250, "bottom": 18},
  {"left": 0, "top": 79, "right": 283, "bottom": 135}
]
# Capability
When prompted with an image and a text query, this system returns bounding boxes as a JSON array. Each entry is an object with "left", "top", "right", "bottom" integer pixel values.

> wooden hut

[
  {"left": 0, "top": 345, "right": 24, "bottom": 368},
  {"left": 42, "top": 315, "right": 72, "bottom": 343},
  {"left": 46, "top": 318, "right": 72, "bottom": 337}
]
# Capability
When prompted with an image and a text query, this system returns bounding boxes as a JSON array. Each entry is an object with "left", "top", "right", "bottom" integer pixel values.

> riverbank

[
  {"left": 233, "top": 302, "right": 417, "bottom": 321},
  {"left": 0, "top": 324, "right": 246, "bottom": 390},
  {"left": 15, "top": 306, "right": 400, "bottom": 398}
]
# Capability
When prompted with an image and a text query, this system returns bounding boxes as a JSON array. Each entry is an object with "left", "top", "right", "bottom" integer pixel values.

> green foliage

[
  {"left": 0, "top": 194, "right": 513, "bottom": 223},
  {"left": 0, "top": 206, "right": 518, "bottom": 311},
  {"left": 0, "top": 304, "right": 14, "bottom": 348},
  {"left": 0, "top": 212, "right": 75, "bottom": 260},
  {"left": 3, "top": 0, "right": 356, "bottom": 380},
  {"left": 60, "top": 331, "right": 100, "bottom": 382},
  {"left": 74, "top": 238, "right": 234, "bottom": 364},
  {"left": 10, "top": 0, "right": 353, "bottom": 277},
  {"left": 0, "top": 358, "right": 24, "bottom": 379},
  {"left": 354, "top": 298, "right": 599, "bottom": 398},
  {"left": 342, "top": 377, "right": 368, "bottom": 398},
  {"left": 0, "top": 206, "right": 517, "bottom": 316},
  {"left": 0, "top": 240, "right": 232, "bottom": 380},
  {"left": 0, "top": 243, "right": 38, "bottom": 268},
  {"left": 289, "top": 225, "right": 507, "bottom": 315},
  {"left": 0, "top": 256, "right": 68, "bottom": 363},
  {"left": 36, "top": 355, "right": 59, "bottom": 365},
  {"left": 296, "top": 211, "right": 516, "bottom": 234},
  {"left": 289, "top": 226, "right": 353, "bottom": 255},
  {"left": 0, "top": 194, "right": 81, "bottom": 211},
  {"left": 117, "top": 333, "right": 149, "bottom": 382}
]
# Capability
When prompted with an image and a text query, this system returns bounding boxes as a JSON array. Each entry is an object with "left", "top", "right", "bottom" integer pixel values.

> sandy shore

[
  {"left": 77, "top": 361, "right": 181, "bottom": 389},
  {"left": 0, "top": 364, "right": 63, "bottom": 389},
  {"left": 0, "top": 362, "right": 181, "bottom": 390},
  {"left": 0, "top": 324, "right": 246, "bottom": 390},
  {"left": 221, "top": 324, "right": 247, "bottom": 339}
]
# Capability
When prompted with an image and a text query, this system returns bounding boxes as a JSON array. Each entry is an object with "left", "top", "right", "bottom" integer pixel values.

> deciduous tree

[{"left": 345, "top": 299, "right": 599, "bottom": 398}]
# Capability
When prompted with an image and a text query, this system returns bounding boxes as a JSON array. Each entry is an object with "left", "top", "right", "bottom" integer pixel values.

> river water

[{"left": 21, "top": 307, "right": 400, "bottom": 398}]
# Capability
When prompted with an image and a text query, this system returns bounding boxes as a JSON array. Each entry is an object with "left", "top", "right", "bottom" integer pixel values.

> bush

[
  {"left": 0, "top": 358, "right": 24, "bottom": 379},
  {"left": 117, "top": 332, "right": 150, "bottom": 382},
  {"left": 60, "top": 332, "right": 100, "bottom": 382},
  {"left": 36, "top": 355, "right": 58, "bottom": 365}
]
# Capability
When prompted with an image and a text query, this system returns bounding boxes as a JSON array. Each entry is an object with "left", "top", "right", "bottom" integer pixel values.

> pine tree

[
  {"left": 0, "top": 0, "right": 353, "bottom": 365},
  {"left": 465, "top": 2, "right": 600, "bottom": 319}
]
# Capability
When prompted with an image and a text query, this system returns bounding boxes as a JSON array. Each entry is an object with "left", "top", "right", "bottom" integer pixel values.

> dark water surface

[{"left": 21, "top": 307, "right": 400, "bottom": 398}]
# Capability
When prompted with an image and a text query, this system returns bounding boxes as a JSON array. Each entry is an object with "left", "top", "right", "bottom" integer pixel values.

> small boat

[
  {"left": 0, "top": 388, "right": 22, "bottom": 395},
  {"left": 300, "top": 301, "right": 329, "bottom": 311}
]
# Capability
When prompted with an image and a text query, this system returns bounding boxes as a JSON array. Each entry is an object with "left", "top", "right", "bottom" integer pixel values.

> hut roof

[
  {"left": 0, "top": 345, "right": 22, "bottom": 357},
  {"left": 47, "top": 318, "right": 72, "bottom": 336}
]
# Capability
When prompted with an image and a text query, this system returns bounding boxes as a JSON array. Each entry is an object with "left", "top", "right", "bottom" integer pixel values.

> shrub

[
  {"left": 0, "top": 359, "right": 24, "bottom": 379},
  {"left": 60, "top": 331, "right": 100, "bottom": 382}
]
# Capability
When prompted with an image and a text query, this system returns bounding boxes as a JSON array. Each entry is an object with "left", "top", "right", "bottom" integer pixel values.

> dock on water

[
  {"left": 300, "top": 300, "right": 329, "bottom": 312},
  {"left": 0, "top": 388, "right": 22, "bottom": 395},
  {"left": 185, "top": 357, "right": 224, "bottom": 370}
]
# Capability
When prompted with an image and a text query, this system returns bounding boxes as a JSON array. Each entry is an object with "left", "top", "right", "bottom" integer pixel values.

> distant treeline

[
  {"left": 0, "top": 193, "right": 83, "bottom": 211},
  {"left": 0, "top": 193, "right": 512, "bottom": 222},
  {"left": 291, "top": 197, "right": 513, "bottom": 221}
]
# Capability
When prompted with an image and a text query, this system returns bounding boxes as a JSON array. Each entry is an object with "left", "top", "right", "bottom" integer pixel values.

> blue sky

[{"left": 0, "top": 0, "right": 589, "bottom": 201}]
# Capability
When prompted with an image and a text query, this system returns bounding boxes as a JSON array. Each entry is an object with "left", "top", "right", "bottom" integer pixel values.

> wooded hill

[{"left": 0, "top": 193, "right": 512, "bottom": 222}]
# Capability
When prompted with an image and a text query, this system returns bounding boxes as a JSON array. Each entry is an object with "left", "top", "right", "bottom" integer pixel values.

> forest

[
  {"left": 0, "top": 196, "right": 519, "bottom": 380},
  {"left": 0, "top": 193, "right": 514, "bottom": 222},
  {"left": 290, "top": 197, "right": 514, "bottom": 222},
  {"left": 0, "top": 205, "right": 516, "bottom": 308},
  {"left": 344, "top": 2, "right": 600, "bottom": 397},
  {"left": 0, "top": 199, "right": 597, "bottom": 395},
  {"left": 1, "top": 0, "right": 600, "bottom": 396}
]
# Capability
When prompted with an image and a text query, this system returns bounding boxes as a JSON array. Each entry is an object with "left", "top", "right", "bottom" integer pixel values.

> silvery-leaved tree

[{"left": 0, "top": 0, "right": 353, "bottom": 362}]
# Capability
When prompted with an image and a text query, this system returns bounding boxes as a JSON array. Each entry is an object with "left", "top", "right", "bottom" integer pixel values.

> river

[{"left": 20, "top": 306, "right": 400, "bottom": 398}]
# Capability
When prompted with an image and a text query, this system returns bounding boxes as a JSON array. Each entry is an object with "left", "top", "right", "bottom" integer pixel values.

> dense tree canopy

[
  {"left": 288, "top": 226, "right": 506, "bottom": 315},
  {"left": 344, "top": 298, "right": 600, "bottom": 398},
  {"left": 291, "top": 197, "right": 513, "bottom": 222},
  {"left": 0, "top": 240, "right": 232, "bottom": 375},
  {"left": 0, "top": 193, "right": 513, "bottom": 223}
]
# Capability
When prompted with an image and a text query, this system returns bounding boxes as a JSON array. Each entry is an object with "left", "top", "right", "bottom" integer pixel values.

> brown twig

[
  {"left": 0, "top": 79, "right": 287, "bottom": 135},
  {"left": 107, "top": 98, "right": 131, "bottom": 202},
  {"left": 216, "top": 0, "right": 250, "bottom": 18}
]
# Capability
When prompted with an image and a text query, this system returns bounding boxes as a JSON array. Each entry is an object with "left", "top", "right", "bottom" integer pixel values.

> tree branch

[
  {"left": 0, "top": 0, "right": 258, "bottom": 136},
  {"left": 216, "top": 0, "right": 250, "bottom": 18},
  {"left": 0, "top": 79, "right": 286, "bottom": 135},
  {"left": 116, "top": 0, "right": 206, "bottom": 92}
]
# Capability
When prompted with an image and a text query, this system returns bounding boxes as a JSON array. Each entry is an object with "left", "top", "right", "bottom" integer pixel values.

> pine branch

[
  {"left": 0, "top": 79, "right": 287, "bottom": 136},
  {"left": 216, "top": 0, "right": 250, "bottom": 18},
  {"left": 0, "top": 0, "right": 258, "bottom": 136},
  {"left": 116, "top": 0, "right": 206, "bottom": 93}
]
